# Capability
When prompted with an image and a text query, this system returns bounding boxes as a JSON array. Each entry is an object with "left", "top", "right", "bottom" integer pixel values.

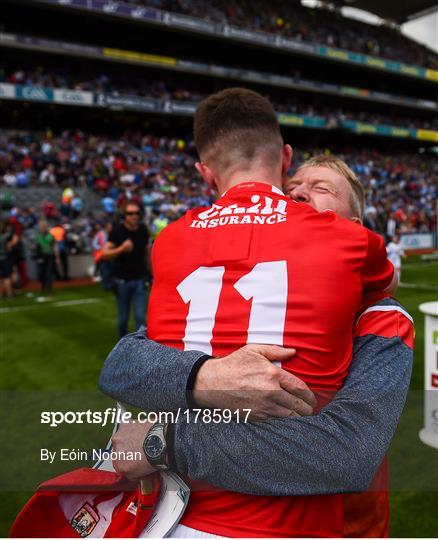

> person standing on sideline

[
  {"left": 0, "top": 218, "right": 18, "bottom": 299},
  {"left": 386, "top": 235, "right": 406, "bottom": 282},
  {"left": 102, "top": 202, "right": 150, "bottom": 337},
  {"left": 50, "top": 220, "right": 70, "bottom": 281},
  {"left": 35, "top": 220, "right": 57, "bottom": 297},
  {"left": 386, "top": 212, "right": 397, "bottom": 241},
  {"left": 92, "top": 221, "right": 113, "bottom": 291}
]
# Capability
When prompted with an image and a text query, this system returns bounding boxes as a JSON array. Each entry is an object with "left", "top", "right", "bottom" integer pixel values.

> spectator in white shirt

[
  {"left": 386, "top": 212, "right": 397, "bottom": 239},
  {"left": 386, "top": 235, "right": 406, "bottom": 282}
]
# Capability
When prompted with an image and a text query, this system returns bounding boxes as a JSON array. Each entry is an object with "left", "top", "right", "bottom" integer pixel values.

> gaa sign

[{"left": 401, "top": 233, "right": 434, "bottom": 250}]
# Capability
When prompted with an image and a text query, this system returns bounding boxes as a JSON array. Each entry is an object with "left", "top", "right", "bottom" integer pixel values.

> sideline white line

[
  {"left": 403, "top": 262, "right": 438, "bottom": 269},
  {"left": 399, "top": 282, "right": 438, "bottom": 291},
  {"left": 0, "top": 298, "right": 102, "bottom": 314},
  {"left": 54, "top": 299, "right": 102, "bottom": 307}
]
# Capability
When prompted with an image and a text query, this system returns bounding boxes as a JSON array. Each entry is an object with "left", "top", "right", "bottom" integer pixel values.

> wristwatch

[{"left": 143, "top": 423, "right": 169, "bottom": 470}]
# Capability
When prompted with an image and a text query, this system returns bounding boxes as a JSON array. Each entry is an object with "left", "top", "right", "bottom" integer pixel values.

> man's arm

[
  {"left": 101, "top": 240, "right": 132, "bottom": 261},
  {"left": 171, "top": 311, "right": 412, "bottom": 495},
  {"left": 100, "top": 334, "right": 314, "bottom": 419},
  {"left": 105, "top": 298, "right": 413, "bottom": 494},
  {"left": 99, "top": 328, "right": 210, "bottom": 412}
]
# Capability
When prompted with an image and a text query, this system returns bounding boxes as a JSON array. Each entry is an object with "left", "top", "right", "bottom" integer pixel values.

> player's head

[
  {"left": 193, "top": 88, "right": 292, "bottom": 190},
  {"left": 286, "top": 155, "right": 365, "bottom": 223}
]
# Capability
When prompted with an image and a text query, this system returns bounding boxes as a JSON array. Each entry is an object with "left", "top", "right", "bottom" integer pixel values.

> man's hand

[
  {"left": 121, "top": 238, "right": 134, "bottom": 253},
  {"left": 193, "top": 344, "right": 317, "bottom": 421},
  {"left": 111, "top": 420, "right": 155, "bottom": 480}
]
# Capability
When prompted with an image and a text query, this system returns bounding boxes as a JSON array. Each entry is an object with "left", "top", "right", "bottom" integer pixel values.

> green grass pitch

[{"left": 0, "top": 255, "right": 437, "bottom": 536}]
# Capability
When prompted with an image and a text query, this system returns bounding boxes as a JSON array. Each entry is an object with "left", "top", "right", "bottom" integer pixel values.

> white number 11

[{"left": 177, "top": 261, "right": 288, "bottom": 355}]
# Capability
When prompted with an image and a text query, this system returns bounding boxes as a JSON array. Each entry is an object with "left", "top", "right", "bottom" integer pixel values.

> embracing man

[{"left": 100, "top": 89, "right": 413, "bottom": 537}]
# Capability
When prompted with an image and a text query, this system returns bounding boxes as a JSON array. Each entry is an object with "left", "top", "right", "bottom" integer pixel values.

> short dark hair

[{"left": 194, "top": 88, "right": 283, "bottom": 172}]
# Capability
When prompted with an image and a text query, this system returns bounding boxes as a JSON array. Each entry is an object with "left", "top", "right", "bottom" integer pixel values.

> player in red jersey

[
  {"left": 143, "top": 88, "right": 396, "bottom": 537},
  {"left": 100, "top": 152, "right": 410, "bottom": 538}
]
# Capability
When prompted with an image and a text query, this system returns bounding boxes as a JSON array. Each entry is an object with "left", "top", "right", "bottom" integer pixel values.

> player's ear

[
  {"left": 350, "top": 217, "right": 362, "bottom": 225},
  {"left": 282, "top": 144, "right": 293, "bottom": 176},
  {"left": 195, "top": 162, "right": 217, "bottom": 190}
]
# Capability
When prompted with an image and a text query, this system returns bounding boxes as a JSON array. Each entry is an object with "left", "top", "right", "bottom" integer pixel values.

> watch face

[{"left": 145, "top": 434, "right": 164, "bottom": 459}]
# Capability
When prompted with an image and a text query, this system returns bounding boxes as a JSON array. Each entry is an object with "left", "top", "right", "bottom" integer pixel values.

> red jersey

[{"left": 148, "top": 182, "right": 394, "bottom": 537}]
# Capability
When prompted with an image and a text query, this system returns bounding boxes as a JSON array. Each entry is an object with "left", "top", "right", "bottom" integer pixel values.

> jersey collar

[{"left": 221, "top": 182, "right": 285, "bottom": 198}]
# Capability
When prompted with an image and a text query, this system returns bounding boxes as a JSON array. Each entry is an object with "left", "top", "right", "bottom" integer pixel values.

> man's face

[
  {"left": 124, "top": 205, "right": 140, "bottom": 227},
  {"left": 286, "top": 166, "right": 356, "bottom": 221}
]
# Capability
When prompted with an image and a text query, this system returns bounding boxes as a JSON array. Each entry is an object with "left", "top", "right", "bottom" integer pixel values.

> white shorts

[{"left": 171, "top": 524, "right": 227, "bottom": 538}]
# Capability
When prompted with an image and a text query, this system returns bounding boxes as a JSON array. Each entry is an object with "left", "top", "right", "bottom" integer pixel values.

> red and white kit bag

[{"left": 10, "top": 468, "right": 160, "bottom": 538}]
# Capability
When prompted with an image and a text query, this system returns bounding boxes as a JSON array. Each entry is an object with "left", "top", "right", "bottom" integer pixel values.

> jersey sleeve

[
  {"left": 354, "top": 300, "right": 414, "bottom": 349},
  {"left": 362, "top": 230, "right": 395, "bottom": 293}
]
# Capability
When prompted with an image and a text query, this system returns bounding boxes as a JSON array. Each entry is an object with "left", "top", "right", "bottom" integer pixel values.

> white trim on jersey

[
  {"left": 356, "top": 305, "right": 414, "bottom": 325},
  {"left": 271, "top": 185, "right": 285, "bottom": 196}
]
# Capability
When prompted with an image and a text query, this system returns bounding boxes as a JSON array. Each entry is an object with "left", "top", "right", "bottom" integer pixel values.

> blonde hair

[{"left": 296, "top": 155, "right": 365, "bottom": 220}]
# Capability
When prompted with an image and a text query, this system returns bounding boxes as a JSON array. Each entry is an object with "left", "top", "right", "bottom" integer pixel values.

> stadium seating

[
  {"left": 1, "top": 130, "right": 436, "bottom": 247},
  {"left": 1, "top": 67, "right": 436, "bottom": 130},
  {"left": 121, "top": 0, "right": 438, "bottom": 68}
]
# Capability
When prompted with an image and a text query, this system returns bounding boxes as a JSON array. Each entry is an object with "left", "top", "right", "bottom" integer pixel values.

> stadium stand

[
  {"left": 1, "top": 67, "right": 437, "bottom": 130},
  {"left": 111, "top": 0, "right": 438, "bottom": 68},
  {"left": 0, "top": 0, "right": 437, "bottom": 266},
  {"left": 1, "top": 129, "right": 436, "bottom": 240},
  {"left": 1, "top": 1, "right": 437, "bottom": 537}
]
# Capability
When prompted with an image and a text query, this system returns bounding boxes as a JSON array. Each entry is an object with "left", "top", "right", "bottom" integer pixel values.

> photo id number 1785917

[{"left": 182, "top": 408, "right": 252, "bottom": 424}]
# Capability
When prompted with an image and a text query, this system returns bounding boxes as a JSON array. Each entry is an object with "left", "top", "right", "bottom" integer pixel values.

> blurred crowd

[
  {"left": 1, "top": 128, "right": 436, "bottom": 296},
  {"left": 124, "top": 0, "right": 438, "bottom": 68},
  {"left": 292, "top": 148, "right": 437, "bottom": 237},
  {"left": 2, "top": 67, "right": 437, "bottom": 131},
  {"left": 0, "top": 130, "right": 436, "bottom": 289},
  {"left": 2, "top": 1, "right": 436, "bottom": 299},
  {"left": 0, "top": 129, "right": 211, "bottom": 212},
  {"left": 1, "top": 68, "right": 203, "bottom": 103},
  {"left": 0, "top": 130, "right": 210, "bottom": 295}
]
